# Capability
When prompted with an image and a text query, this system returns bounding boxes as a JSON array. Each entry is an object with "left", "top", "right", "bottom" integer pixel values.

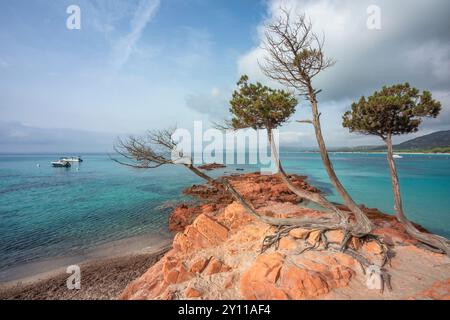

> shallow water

[{"left": 0, "top": 153, "right": 449, "bottom": 278}]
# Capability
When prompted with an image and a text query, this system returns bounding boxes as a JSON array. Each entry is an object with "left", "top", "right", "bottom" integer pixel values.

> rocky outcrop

[
  {"left": 169, "top": 173, "right": 319, "bottom": 232},
  {"left": 198, "top": 163, "right": 226, "bottom": 171},
  {"left": 121, "top": 173, "right": 450, "bottom": 300},
  {"left": 240, "top": 251, "right": 354, "bottom": 300},
  {"left": 409, "top": 279, "right": 450, "bottom": 300}
]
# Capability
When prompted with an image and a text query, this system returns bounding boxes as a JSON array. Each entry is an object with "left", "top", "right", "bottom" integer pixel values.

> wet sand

[{"left": 0, "top": 235, "right": 172, "bottom": 300}]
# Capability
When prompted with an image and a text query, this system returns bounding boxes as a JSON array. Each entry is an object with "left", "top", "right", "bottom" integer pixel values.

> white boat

[
  {"left": 393, "top": 154, "right": 403, "bottom": 159},
  {"left": 61, "top": 156, "right": 83, "bottom": 162},
  {"left": 51, "top": 160, "right": 71, "bottom": 168}
]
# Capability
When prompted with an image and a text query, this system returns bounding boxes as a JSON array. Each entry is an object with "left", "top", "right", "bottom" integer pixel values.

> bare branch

[{"left": 260, "top": 9, "right": 335, "bottom": 96}]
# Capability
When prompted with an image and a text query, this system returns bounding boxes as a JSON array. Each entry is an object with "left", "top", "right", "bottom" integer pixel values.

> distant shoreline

[
  {"left": 328, "top": 151, "right": 450, "bottom": 155},
  {"left": 277, "top": 151, "right": 450, "bottom": 155},
  {"left": 1, "top": 151, "right": 449, "bottom": 156}
]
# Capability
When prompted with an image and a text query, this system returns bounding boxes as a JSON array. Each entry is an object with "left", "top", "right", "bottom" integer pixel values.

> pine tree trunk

[
  {"left": 267, "top": 129, "right": 348, "bottom": 223},
  {"left": 385, "top": 135, "right": 450, "bottom": 256},
  {"left": 307, "top": 87, "right": 373, "bottom": 236}
]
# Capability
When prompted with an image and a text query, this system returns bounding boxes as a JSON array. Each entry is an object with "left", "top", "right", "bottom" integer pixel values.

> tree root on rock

[{"left": 261, "top": 226, "right": 394, "bottom": 294}]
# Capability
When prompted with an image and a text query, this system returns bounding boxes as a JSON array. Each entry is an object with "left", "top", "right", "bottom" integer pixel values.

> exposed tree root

[
  {"left": 261, "top": 225, "right": 301, "bottom": 254},
  {"left": 261, "top": 226, "right": 394, "bottom": 294}
]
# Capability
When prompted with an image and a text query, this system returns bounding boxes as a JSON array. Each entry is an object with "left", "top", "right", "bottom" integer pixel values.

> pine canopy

[
  {"left": 343, "top": 83, "right": 441, "bottom": 139},
  {"left": 229, "top": 75, "right": 298, "bottom": 130}
]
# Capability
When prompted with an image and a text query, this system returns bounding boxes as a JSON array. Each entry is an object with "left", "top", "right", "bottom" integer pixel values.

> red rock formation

[
  {"left": 240, "top": 251, "right": 354, "bottom": 300},
  {"left": 121, "top": 173, "right": 450, "bottom": 300},
  {"left": 198, "top": 163, "right": 226, "bottom": 171},
  {"left": 185, "top": 287, "right": 202, "bottom": 298},
  {"left": 410, "top": 279, "right": 450, "bottom": 300},
  {"left": 168, "top": 173, "right": 319, "bottom": 232}
]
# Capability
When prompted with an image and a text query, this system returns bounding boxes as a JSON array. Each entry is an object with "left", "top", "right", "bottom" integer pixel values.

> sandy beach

[{"left": 0, "top": 235, "right": 172, "bottom": 300}]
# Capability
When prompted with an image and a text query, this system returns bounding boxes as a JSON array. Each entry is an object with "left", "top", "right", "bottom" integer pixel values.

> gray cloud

[
  {"left": 238, "top": 0, "right": 450, "bottom": 146},
  {"left": 0, "top": 121, "right": 117, "bottom": 153},
  {"left": 185, "top": 87, "right": 230, "bottom": 120}
]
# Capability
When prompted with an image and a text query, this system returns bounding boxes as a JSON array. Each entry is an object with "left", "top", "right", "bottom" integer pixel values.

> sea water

[{"left": 0, "top": 153, "right": 449, "bottom": 279}]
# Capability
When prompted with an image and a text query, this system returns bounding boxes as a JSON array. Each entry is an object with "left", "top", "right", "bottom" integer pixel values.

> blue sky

[
  {"left": 1, "top": 0, "right": 449, "bottom": 152},
  {"left": 0, "top": 0, "right": 264, "bottom": 134}
]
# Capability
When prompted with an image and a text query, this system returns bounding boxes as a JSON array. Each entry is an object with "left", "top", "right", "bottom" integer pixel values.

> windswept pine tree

[
  {"left": 228, "top": 75, "right": 349, "bottom": 225},
  {"left": 343, "top": 83, "right": 449, "bottom": 255},
  {"left": 259, "top": 9, "right": 373, "bottom": 236}
]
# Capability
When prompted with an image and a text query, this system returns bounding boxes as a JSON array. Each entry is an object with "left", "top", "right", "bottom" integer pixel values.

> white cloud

[
  {"left": 211, "top": 87, "right": 220, "bottom": 97},
  {"left": 111, "top": 0, "right": 160, "bottom": 70},
  {"left": 185, "top": 87, "right": 230, "bottom": 120},
  {"left": 237, "top": 0, "right": 450, "bottom": 147}
]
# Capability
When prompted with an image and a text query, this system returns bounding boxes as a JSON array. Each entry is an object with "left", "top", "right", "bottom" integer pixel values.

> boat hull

[{"left": 51, "top": 161, "right": 71, "bottom": 168}]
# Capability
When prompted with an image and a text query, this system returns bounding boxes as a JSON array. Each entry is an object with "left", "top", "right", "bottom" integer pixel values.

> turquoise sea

[{"left": 0, "top": 153, "right": 449, "bottom": 280}]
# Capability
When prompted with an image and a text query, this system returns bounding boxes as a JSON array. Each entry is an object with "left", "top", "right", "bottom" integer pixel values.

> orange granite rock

[
  {"left": 189, "top": 257, "right": 209, "bottom": 273},
  {"left": 203, "top": 257, "right": 230, "bottom": 276},
  {"left": 186, "top": 287, "right": 203, "bottom": 298},
  {"left": 121, "top": 173, "right": 450, "bottom": 301},
  {"left": 162, "top": 256, "right": 194, "bottom": 285},
  {"left": 240, "top": 251, "right": 354, "bottom": 300},
  {"left": 289, "top": 228, "right": 310, "bottom": 239},
  {"left": 173, "top": 214, "right": 229, "bottom": 254},
  {"left": 410, "top": 279, "right": 450, "bottom": 300},
  {"left": 279, "top": 237, "right": 298, "bottom": 250}
]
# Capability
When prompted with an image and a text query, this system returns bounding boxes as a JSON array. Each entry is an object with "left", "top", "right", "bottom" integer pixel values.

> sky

[{"left": 0, "top": 0, "right": 449, "bottom": 152}]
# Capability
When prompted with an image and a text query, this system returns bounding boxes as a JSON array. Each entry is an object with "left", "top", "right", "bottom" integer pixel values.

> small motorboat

[
  {"left": 393, "top": 154, "right": 403, "bottom": 159},
  {"left": 51, "top": 160, "right": 71, "bottom": 168},
  {"left": 61, "top": 156, "right": 83, "bottom": 162}
]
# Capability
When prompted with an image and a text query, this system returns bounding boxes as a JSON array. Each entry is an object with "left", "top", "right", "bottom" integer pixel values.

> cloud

[
  {"left": 240, "top": 0, "right": 450, "bottom": 99},
  {"left": 186, "top": 87, "right": 230, "bottom": 120},
  {"left": 0, "top": 121, "right": 117, "bottom": 153},
  {"left": 111, "top": 0, "right": 160, "bottom": 70},
  {"left": 237, "top": 0, "right": 450, "bottom": 146}
]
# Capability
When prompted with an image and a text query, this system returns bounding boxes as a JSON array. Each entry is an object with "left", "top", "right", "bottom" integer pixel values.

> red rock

[
  {"left": 162, "top": 256, "right": 194, "bottom": 285},
  {"left": 279, "top": 237, "right": 298, "bottom": 250},
  {"left": 121, "top": 172, "right": 447, "bottom": 301},
  {"left": 203, "top": 257, "right": 230, "bottom": 275},
  {"left": 240, "top": 253, "right": 286, "bottom": 300},
  {"left": 307, "top": 230, "right": 321, "bottom": 245},
  {"left": 224, "top": 274, "right": 235, "bottom": 289},
  {"left": 120, "top": 258, "right": 168, "bottom": 300},
  {"left": 193, "top": 214, "right": 229, "bottom": 244},
  {"left": 279, "top": 266, "right": 329, "bottom": 298},
  {"left": 173, "top": 214, "right": 229, "bottom": 254},
  {"left": 198, "top": 163, "right": 226, "bottom": 171},
  {"left": 362, "top": 241, "right": 383, "bottom": 255},
  {"left": 240, "top": 252, "right": 354, "bottom": 300},
  {"left": 169, "top": 204, "right": 219, "bottom": 233},
  {"left": 186, "top": 287, "right": 203, "bottom": 298},
  {"left": 189, "top": 258, "right": 209, "bottom": 273},
  {"left": 289, "top": 228, "right": 309, "bottom": 239},
  {"left": 218, "top": 202, "right": 255, "bottom": 230},
  {"left": 326, "top": 230, "right": 345, "bottom": 243},
  {"left": 412, "top": 279, "right": 450, "bottom": 300}
]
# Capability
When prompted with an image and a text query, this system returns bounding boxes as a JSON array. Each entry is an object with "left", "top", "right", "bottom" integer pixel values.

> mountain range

[{"left": 331, "top": 130, "right": 450, "bottom": 153}]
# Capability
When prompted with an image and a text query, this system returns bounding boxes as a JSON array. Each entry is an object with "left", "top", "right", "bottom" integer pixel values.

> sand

[{"left": 0, "top": 235, "right": 172, "bottom": 300}]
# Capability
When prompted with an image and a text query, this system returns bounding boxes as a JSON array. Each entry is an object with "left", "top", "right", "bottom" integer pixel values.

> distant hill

[
  {"left": 331, "top": 130, "right": 450, "bottom": 153},
  {"left": 395, "top": 130, "right": 450, "bottom": 150}
]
